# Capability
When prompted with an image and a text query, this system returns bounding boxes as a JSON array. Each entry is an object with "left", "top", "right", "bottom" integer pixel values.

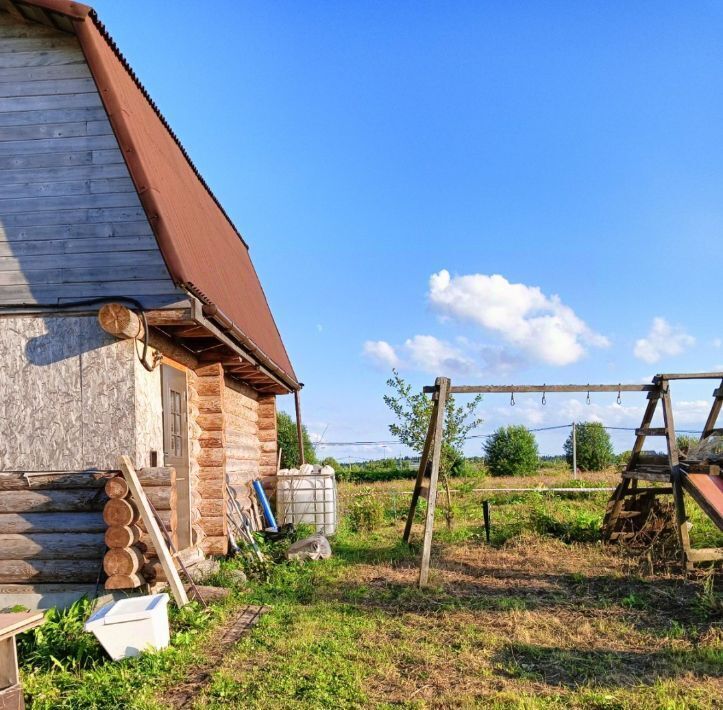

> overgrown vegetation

[
  {"left": 276, "top": 410, "right": 317, "bottom": 469},
  {"left": 564, "top": 421, "right": 614, "bottom": 471},
  {"left": 484, "top": 425, "right": 539, "bottom": 477},
  {"left": 17, "top": 465, "right": 723, "bottom": 709}
]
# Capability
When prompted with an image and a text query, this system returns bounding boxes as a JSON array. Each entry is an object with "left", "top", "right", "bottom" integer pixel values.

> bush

[
  {"left": 347, "top": 489, "right": 385, "bottom": 532},
  {"left": 677, "top": 435, "right": 698, "bottom": 457},
  {"left": 483, "top": 426, "right": 539, "bottom": 477},
  {"left": 618, "top": 450, "right": 633, "bottom": 466},
  {"left": 564, "top": 422, "right": 614, "bottom": 471},
  {"left": 321, "top": 456, "right": 340, "bottom": 469},
  {"left": 277, "top": 411, "right": 317, "bottom": 469}
]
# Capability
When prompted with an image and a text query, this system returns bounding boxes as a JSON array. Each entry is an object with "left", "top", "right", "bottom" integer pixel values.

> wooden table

[{"left": 0, "top": 612, "right": 44, "bottom": 710}]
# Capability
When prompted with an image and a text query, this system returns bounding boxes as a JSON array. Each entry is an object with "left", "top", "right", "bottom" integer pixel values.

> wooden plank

[
  {"left": 0, "top": 512, "right": 105, "bottom": 534},
  {"left": 119, "top": 456, "right": 189, "bottom": 607},
  {"left": 0, "top": 533, "right": 105, "bottom": 560},
  {"left": 0, "top": 190, "right": 139, "bottom": 212},
  {"left": 0, "top": 60, "right": 90, "bottom": 82},
  {"left": 0, "top": 612, "right": 44, "bottom": 644},
  {"left": 0, "top": 134, "right": 117, "bottom": 157},
  {"left": 0, "top": 92, "right": 102, "bottom": 114},
  {"left": 0, "top": 220, "right": 152, "bottom": 240},
  {"left": 0, "top": 106, "right": 108, "bottom": 128},
  {"left": 0, "top": 471, "right": 112, "bottom": 490},
  {"left": 0, "top": 49, "right": 85, "bottom": 69},
  {"left": 425, "top": 383, "right": 656, "bottom": 394},
  {"left": 0, "top": 559, "right": 100, "bottom": 584},
  {"left": 0, "top": 236, "right": 159, "bottom": 259},
  {"left": 0, "top": 120, "right": 90, "bottom": 140},
  {"left": 419, "top": 377, "right": 450, "bottom": 587},
  {"left": 0, "top": 77, "right": 96, "bottom": 97},
  {"left": 0, "top": 279, "right": 182, "bottom": 302},
  {"left": 0, "top": 37, "right": 79, "bottom": 54},
  {"left": 0, "top": 489, "right": 106, "bottom": 513},
  {"left": 0, "top": 250, "right": 167, "bottom": 273},
  {"left": 635, "top": 427, "right": 667, "bottom": 437}
]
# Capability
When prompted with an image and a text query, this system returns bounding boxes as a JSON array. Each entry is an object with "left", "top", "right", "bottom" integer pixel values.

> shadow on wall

[{"left": 23, "top": 314, "right": 112, "bottom": 366}]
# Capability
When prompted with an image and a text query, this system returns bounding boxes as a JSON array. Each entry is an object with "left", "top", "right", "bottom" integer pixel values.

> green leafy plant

[
  {"left": 321, "top": 456, "right": 340, "bottom": 469},
  {"left": 17, "top": 597, "right": 103, "bottom": 672},
  {"left": 483, "top": 426, "right": 539, "bottom": 477},
  {"left": 347, "top": 488, "right": 385, "bottom": 532},
  {"left": 564, "top": 422, "right": 614, "bottom": 471},
  {"left": 677, "top": 434, "right": 698, "bottom": 457},
  {"left": 277, "top": 410, "right": 317, "bottom": 469},
  {"left": 383, "top": 370, "right": 483, "bottom": 528}
]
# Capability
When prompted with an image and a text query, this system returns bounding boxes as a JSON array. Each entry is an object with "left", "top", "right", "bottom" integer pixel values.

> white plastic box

[
  {"left": 84, "top": 593, "right": 170, "bottom": 660},
  {"left": 277, "top": 465, "right": 337, "bottom": 535}
]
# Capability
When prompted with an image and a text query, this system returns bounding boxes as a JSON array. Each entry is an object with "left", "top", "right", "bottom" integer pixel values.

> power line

[{"left": 314, "top": 423, "right": 706, "bottom": 447}]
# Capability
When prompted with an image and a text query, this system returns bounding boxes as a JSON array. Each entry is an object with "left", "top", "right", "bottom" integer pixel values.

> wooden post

[
  {"left": 660, "top": 381, "right": 693, "bottom": 569},
  {"left": 419, "top": 377, "right": 450, "bottom": 587},
  {"left": 571, "top": 421, "right": 577, "bottom": 479},
  {"left": 119, "top": 456, "right": 189, "bottom": 606},
  {"left": 403, "top": 393, "right": 442, "bottom": 543},
  {"left": 294, "top": 389, "right": 305, "bottom": 467}
]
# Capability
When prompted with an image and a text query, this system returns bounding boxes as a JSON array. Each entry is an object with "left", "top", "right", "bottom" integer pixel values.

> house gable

[{"left": 0, "top": 9, "right": 185, "bottom": 307}]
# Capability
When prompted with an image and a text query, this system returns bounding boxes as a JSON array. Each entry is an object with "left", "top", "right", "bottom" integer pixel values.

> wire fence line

[{"left": 315, "top": 422, "right": 705, "bottom": 448}]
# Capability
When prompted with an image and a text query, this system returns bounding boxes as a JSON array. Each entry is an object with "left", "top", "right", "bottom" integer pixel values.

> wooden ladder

[{"left": 603, "top": 376, "right": 723, "bottom": 568}]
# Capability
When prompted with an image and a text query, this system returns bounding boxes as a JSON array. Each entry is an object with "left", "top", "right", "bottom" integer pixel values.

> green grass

[{"left": 18, "top": 481, "right": 723, "bottom": 709}]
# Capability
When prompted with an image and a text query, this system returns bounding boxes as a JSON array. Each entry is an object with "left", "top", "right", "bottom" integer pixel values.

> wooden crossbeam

[
  {"left": 425, "top": 384, "right": 656, "bottom": 394},
  {"left": 0, "top": 0, "right": 27, "bottom": 22}
]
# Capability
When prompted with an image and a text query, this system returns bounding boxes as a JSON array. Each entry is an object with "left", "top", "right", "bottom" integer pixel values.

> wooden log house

[{"left": 0, "top": 0, "right": 300, "bottom": 609}]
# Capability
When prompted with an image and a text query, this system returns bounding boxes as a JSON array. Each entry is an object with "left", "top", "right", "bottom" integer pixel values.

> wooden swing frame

[{"left": 404, "top": 373, "right": 723, "bottom": 587}]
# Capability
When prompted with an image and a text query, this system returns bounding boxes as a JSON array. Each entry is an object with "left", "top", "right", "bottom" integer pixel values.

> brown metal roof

[{"left": 8, "top": 0, "right": 299, "bottom": 387}]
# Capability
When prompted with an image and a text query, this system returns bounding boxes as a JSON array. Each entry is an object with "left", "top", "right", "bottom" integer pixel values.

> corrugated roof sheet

[{"left": 10, "top": 0, "right": 298, "bottom": 386}]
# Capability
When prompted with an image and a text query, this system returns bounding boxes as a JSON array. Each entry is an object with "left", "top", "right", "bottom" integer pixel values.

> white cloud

[
  {"left": 404, "top": 335, "right": 476, "bottom": 375},
  {"left": 362, "top": 340, "right": 400, "bottom": 369},
  {"left": 428, "top": 270, "right": 609, "bottom": 366},
  {"left": 633, "top": 317, "right": 695, "bottom": 364},
  {"left": 713, "top": 338, "right": 722, "bottom": 348}
]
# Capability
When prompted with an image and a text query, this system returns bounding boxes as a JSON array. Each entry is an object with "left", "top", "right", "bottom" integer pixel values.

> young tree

[
  {"left": 277, "top": 411, "right": 317, "bottom": 469},
  {"left": 384, "top": 370, "right": 483, "bottom": 527},
  {"left": 483, "top": 425, "right": 539, "bottom": 477},
  {"left": 564, "top": 422, "right": 613, "bottom": 471}
]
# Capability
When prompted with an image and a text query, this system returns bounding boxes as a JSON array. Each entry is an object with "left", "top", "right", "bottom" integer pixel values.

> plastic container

[
  {"left": 276, "top": 465, "right": 337, "bottom": 535},
  {"left": 84, "top": 593, "right": 170, "bottom": 660}
]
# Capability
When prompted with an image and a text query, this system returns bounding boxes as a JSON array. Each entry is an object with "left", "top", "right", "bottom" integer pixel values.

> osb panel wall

[
  {"left": 224, "top": 378, "right": 260, "bottom": 512},
  {"left": 194, "top": 363, "right": 227, "bottom": 556},
  {"left": 133, "top": 352, "right": 163, "bottom": 469},
  {"left": 0, "top": 315, "right": 136, "bottom": 471},
  {"left": 257, "top": 395, "right": 278, "bottom": 493}
]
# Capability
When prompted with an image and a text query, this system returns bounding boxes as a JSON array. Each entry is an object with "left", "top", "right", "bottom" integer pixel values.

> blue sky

[{"left": 96, "top": 1, "right": 723, "bottom": 459}]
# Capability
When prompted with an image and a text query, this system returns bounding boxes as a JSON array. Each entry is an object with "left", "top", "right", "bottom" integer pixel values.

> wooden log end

[{"left": 105, "top": 573, "right": 145, "bottom": 590}]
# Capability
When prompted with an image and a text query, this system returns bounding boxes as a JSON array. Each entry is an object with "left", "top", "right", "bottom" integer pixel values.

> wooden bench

[{"left": 0, "top": 612, "right": 44, "bottom": 710}]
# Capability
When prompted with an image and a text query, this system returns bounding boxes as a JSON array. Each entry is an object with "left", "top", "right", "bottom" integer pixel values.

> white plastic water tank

[
  {"left": 276, "top": 464, "right": 337, "bottom": 535},
  {"left": 84, "top": 593, "right": 170, "bottom": 660}
]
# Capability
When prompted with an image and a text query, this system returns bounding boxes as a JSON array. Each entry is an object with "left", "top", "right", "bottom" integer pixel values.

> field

[{"left": 20, "top": 465, "right": 723, "bottom": 709}]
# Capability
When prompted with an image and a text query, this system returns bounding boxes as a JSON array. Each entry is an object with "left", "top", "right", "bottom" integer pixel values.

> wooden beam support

[
  {"left": 425, "top": 383, "right": 657, "bottom": 394},
  {"left": 144, "top": 308, "right": 195, "bottom": 327},
  {"left": 0, "top": 0, "right": 26, "bottom": 22},
  {"left": 419, "top": 377, "right": 450, "bottom": 587},
  {"left": 635, "top": 427, "right": 667, "bottom": 437},
  {"left": 295, "top": 389, "right": 305, "bottom": 467},
  {"left": 98, "top": 303, "right": 144, "bottom": 340}
]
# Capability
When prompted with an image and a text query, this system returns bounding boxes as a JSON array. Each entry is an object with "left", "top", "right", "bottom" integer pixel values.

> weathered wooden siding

[
  {"left": 0, "top": 11, "right": 184, "bottom": 307},
  {"left": 224, "top": 378, "right": 260, "bottom": 511}
]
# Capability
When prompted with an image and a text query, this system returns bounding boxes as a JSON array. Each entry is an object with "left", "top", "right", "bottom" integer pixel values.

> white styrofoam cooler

[{"left": 85, "top": 593, "right": 170, "bottom": 660}]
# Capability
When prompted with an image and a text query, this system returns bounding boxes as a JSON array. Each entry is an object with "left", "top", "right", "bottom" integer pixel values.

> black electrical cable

[{"left": 0, "top": 296, "right": 156, "bottom": 371}]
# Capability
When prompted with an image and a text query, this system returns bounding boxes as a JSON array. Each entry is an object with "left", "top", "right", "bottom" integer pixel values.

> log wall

[
  {"left": 0, "top": 470, "right": 108, "bottom": 584},
  {"left": 224, "top": 377, "right": 259, "bottom": 513},
  {"left": 193, "top": 363, "right": 227, "bottom": 556},
  {"left": 0, "top": 10, "right": 185, "bottom": 307},
  {"left": 257, "top": 394, "right": 278, "bottom": 492}
]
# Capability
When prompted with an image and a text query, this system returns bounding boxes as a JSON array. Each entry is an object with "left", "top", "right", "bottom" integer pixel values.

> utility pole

[{"left": 572, "top": 421, "right": 577, "bottom": 479}]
